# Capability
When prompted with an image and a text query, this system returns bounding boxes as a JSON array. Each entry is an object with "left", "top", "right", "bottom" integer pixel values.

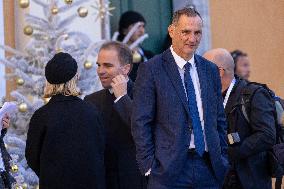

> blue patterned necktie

[{"left": 184, "top": 62, "right": 205, "bottom": 156}]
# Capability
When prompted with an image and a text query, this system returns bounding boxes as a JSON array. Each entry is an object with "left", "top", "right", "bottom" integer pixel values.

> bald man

[{"left": 204, "top": 49, "right": 275, "bottom": 189}]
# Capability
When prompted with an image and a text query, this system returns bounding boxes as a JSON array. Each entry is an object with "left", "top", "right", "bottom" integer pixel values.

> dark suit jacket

[
  {"left": 84, "top": 81, "right": 147, "bottom": 189},
  {"left": 131, "top": 49, "right": 229, "bottom": 185},
  {"left": 225, "top": 78, "right": 276, "bottom": 189},
  {"left": 25, "top": 95, "right": 105, "bottom": 189}
]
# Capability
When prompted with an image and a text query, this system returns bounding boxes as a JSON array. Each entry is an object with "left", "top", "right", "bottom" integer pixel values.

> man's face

[
  {"left": 236, "top": 56, "right": 250, "bottom": 80},
  {"left": 97, "top": 49, "right": 130, "bottom": 89},
  {"left": 124, "top": 22, "right": 145, "bottom": 43},
  {"left": 168, "top": 15, "right": 202, "bottom": 60}
]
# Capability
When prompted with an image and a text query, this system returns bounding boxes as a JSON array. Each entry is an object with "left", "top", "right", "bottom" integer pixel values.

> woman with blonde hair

[{"left": 25, "top": 52, "right": 105, "bottom": 189}]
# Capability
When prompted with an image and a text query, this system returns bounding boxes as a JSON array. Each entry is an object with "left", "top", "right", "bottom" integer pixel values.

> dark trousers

[{"left": 148, "top": 151, "right": 219, "bottom": 189}]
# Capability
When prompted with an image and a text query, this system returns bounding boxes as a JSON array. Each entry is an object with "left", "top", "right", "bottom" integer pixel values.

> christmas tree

[{"left": 0, "top": 0, "right": 103, "bottom": 188}]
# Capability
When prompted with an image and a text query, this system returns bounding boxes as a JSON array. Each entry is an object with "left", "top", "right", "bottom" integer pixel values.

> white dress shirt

[{"left": 170, "top": 46, "right": 208, "bottom": 151}]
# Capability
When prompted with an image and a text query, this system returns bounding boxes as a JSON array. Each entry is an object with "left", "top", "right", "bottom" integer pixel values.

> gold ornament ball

[
  {"left": 18, "top": 103, "right": 28, "bottom": 112},
  {"left": 11, "top": 164, "right": 19, "bottom": 173},
  {"left": 23, "top": 25, "right": 33, "bottom": 36},
  {"left": 64, "top": 0, "right": 73, "bottom": 5},
  {"left": 22, "top": 183, "right": 28, "bottom": 189},
  {"left": 132, "top": 51, "right": 142, "bottom": 63},
  {"left": 84, "top": 61, "right": 93, "bottom": 69},
  {"left": 51, "top": 6, "right": 59, "bottom": 15},
  {"left": 19, "top": 0, "right": 29, "bottom": 8},
  {"left": 77, "top": 7, "right": 88, "bottom": 18},
  {"left": 16, "top": 78, "right": 25, "bottom": 86}
]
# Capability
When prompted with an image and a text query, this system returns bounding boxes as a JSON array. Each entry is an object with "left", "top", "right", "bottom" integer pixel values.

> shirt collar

[{"left": 170, "top": 46, "right": 195, "bottom": 69}]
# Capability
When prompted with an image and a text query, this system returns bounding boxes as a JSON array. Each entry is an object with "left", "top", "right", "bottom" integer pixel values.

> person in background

[
  {"left": 204, "top": 48, "right": 275, "bottom": 189},
  {"left": 230, "top": 50, "right": 251, "bottom": 80},
  {"left": 117, "top": 10, "right": 154, "bottom": 82},
  {"left": 85, "top": 41, "right": 147, "bottom": 189},
  {"left": 25, "top": 52, "right": 104, "bottom": 189}
]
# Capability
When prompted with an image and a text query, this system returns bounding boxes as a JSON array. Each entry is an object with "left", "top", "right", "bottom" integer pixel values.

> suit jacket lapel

[
  {"left": 195, "top": 55, "right": 208, "bottom": 122},
  {"left": 162, "top": 49, "right": 190, "bottom": 116},
  {"left": 127, "top": 80, "right": 134, "bottom": 99}
]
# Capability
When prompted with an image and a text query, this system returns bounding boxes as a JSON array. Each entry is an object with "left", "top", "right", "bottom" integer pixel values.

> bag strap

[{"left": 240, "top": 83, "right": 263, "bottom": 123}]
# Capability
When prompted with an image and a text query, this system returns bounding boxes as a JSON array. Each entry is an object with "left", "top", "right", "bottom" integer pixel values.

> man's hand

[
  {"left": 111, "top": 75, "right": 128, "bottom": 98},
  {"left": 2, "top": 114, "right": 10, "bottom": 129}
]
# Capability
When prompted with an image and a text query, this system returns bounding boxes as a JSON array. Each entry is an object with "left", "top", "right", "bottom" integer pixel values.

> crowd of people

[{"left": 0, "top": 7, "right": 283, "bottom": 189}]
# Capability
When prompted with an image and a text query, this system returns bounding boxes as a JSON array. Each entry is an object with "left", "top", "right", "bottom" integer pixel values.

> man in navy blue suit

[{"left": 131, "top": 8, "right": 229, "bottom": 188}]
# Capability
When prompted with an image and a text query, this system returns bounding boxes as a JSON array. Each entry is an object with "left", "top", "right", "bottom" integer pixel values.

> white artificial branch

[
  {"left": 112, "top": 31, "right": 119, "bottom": 41},
  {"left": 0, "top": 45, "right": 28, "bottom": 57},
  {"left": 122, "top": 22, "right": 143, "bottom": 44},
  {"left": 129, "top": 34, "right": 149, "bottom": 49},
  {"left": 55, "top": 33, "right": 69, "bottom": 51}
]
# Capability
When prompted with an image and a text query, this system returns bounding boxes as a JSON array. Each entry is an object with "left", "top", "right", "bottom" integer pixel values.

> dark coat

[
  {"left": 84, "top": 81, "right": 147, "bottom": 189},
  {"left": 224, "top": 78, "right": 276, "bottom": 189},
  {"left": 25, "top": 94, "right": 105, "bottom": 189},
  {"left": 131, "top": 49, "right": 229, "bottom": 186}
]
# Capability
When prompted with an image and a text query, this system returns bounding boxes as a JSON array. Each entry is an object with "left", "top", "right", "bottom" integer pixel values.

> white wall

[{"left": 0, "top": 0, "right": 6, "bottom": 100}]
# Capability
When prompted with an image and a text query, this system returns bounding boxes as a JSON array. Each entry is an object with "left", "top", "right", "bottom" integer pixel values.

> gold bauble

[
  {"left": 51, "top": 6, "right": 59, "bottom": 15},
  {"left": 15, "top": 185, "right": 23, "bottom": 189},
  {"left": 11, "top": 164, "right": 18, "bottom": 173},
  {"left": 64, "top": 0, "right": 73, "bottom": 5},
  {"left": 19, "top": 0, "right": 29, "bottom": 8},
  {"left": 23, "top": 25, "right": 33, "bottom": 36},
  {"left": 132, "top": 51, "right": 142, "bottom": 63},
  {"left": 18, "top": 103, "right": 28, "bottom": 113},
  {"left": 16, "top": 78, "right": 25, "bottom": 86},
  {"left": 35, "top": 185, "right": 39, "bottom": 189},
  {"left": 43, "top": 97, "right": 51, "bottom": 104},
  {"left": 22, "top": 183, "right": 28, "bottom": 189},
  {"left": 77, "top": 7, "right": 88, "bottom": 17},
  {"left": 84, "top": 60, "right": 93, "bottom": 69}
]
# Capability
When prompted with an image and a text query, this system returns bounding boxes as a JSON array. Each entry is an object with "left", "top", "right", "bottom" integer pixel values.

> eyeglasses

[{"left": 218, "top": 66, "right": 226, "bottom": 71}]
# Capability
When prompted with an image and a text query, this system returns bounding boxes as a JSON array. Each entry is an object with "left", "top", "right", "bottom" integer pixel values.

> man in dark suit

[
  {"left": 203, "top": 48, "right": 276, "bottom": 189},
  {"left": 85, "top": 41, "right": 147, "bottom": 189},
  {"left": 131, "top": 8, "right": 229, "bottom": 189}
]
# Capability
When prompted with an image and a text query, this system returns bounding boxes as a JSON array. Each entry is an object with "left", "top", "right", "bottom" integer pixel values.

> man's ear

[
  {"left": 220, "top": 69, "right": 225, "bottom": 78},
  {"left": 122, "top": 64, "right": 131, "bottom": 75},
  {"left": 168, "top": 24, "right": 174, "bottom": 39}
]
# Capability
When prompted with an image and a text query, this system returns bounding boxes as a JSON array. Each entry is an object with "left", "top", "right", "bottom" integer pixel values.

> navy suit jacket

[{"left": 131, "top": 49, "right": 229, "bottom": 185}]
